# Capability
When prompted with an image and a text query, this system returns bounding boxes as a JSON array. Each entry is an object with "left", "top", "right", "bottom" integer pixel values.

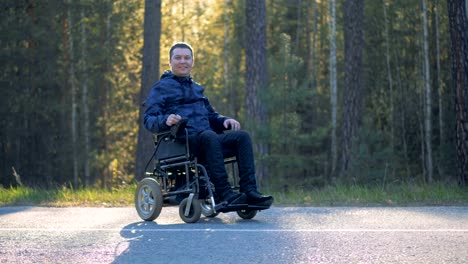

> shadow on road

[
  {"left": 0, "top": 206, "right": 35, "bottom": 216},
  {"left": 112, "top": 213, "right": 286, "bottom": 264}
]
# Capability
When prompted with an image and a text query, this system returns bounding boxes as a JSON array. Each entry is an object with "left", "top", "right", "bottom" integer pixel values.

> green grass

[
  {"left": 0, "top": 185, "right": 135, "bottom": 207},
  {"left": 0, "top": 183, "right": 466, "bottom": 207},
  {"left": 271, "top": 183, "right": 468, "bottom": 206}
]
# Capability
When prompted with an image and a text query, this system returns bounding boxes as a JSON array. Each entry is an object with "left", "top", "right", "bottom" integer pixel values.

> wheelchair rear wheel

[
  {"left": 237, "top": 209, "right": 257, "bottom": 219},
  {"left": 135, "top": 177, "right": 163, "bottom": 221},
  {"left": 179, "top": 197, "right": 202, "bottom": 223}
]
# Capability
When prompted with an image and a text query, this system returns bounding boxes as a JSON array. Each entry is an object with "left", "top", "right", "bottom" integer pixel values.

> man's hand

[
  {"left": 224, "top": 118, "right": 241, "bottom": 131},
  {"left": 166, "top": 114, "right": 182, "bottom": 126}
]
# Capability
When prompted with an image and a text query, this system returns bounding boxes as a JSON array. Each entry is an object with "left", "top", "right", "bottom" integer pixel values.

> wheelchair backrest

[{"left": 154, "top": 132, "right": 190, "bottom": 163}]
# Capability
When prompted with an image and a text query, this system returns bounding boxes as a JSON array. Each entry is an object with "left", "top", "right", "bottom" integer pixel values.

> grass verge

[
  {"left": 0, "top": 183, "right": 466, "bottom": 207},
  {"left": 0, "top": 185, "right": 135, "bottom": 207},
  {"left": 271, "top": 183, "right": 468, "bottom": 206}
]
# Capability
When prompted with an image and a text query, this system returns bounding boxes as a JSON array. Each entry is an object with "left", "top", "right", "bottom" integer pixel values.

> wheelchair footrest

[{"left": 215, "top": 203, "right": 270, "bottom": 213}]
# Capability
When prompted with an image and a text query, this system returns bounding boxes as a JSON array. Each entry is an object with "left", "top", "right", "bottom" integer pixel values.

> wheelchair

[{"left": 134, "top": 119, "right": 270, "bottom": 223}]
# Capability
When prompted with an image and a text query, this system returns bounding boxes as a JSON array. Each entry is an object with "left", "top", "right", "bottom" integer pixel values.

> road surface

[{"left": 0, "top": 206, "right": 467, "bottom": 263}]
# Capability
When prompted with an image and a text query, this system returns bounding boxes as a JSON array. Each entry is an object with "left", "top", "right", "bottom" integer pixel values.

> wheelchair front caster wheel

[
  {"left": 135, "top": 177, "right": 163, "bottom": 221},
  {"left": 179, "top": 197, "right": 202, "bottom": 223},
  {"left": 200, "top": 199, "right": 220, "bottom": 218},
  {"left": 237, "top": 209, "right": 257, "bottom": 219}
]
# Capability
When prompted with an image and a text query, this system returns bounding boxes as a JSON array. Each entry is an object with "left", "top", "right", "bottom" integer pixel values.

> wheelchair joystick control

[{"left": 170, "top": 118, "right": 188, "bottom": 137}]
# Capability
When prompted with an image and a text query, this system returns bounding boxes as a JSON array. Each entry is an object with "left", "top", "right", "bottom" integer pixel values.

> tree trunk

[
  {"left": 340, "top": 0, "right": 364, "bottom": 180},
  {"left": 101, "top": 2, "right": 112, "bottom": 189},
  {"left": 280, "top": 33, "right": 291, "bottom": 155},
  {"left": 395, "top": 50, "right": 411, "bottom": 179},
  {"left": 419, "top": 78, "right": 427, "bottom": 182},
  {"left": 135, "top": 0, "right": 162, "bottom": 181},
  {"left": 328, "top": 0, "right": 338, "bottom": 177},
  {"left": 224, "top": 0, "right": 233, "bottom": 115},
  {"left": 448, "top": 0, "right": 468, "bottom": 186},
  {"left": 383, "top": 0, "right": 394, "bottom": 155},
  {"left": 245, "top": 0, "right": 268, "bottom": 185},
  {"left": 67, "top": 0, "right": 79, "bottom": 187},
  {"left": 294, "top": 0, "right": 302, "bottom": 54},
  {"left": 308, "top": 0, "right": 318, "bottom": 89},
  {"left": 80, "top": 7, "right": 90, "bottom": 186},
  {"left": 434, "top": 0, "right": 445, "bottom": 177},
  {"left": 422, "top": 0, "right": 433, "bottom": 183}
]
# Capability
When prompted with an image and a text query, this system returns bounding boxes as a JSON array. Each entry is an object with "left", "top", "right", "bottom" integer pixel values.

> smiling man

[
  {"left": 169, "top": 43, "right": 193, "bottom": 77},
  {"left": 143, "top": 42, "right": 273, "bottom": 207}
]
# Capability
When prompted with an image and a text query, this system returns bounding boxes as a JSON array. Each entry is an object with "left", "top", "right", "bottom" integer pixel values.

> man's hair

[{"left": 169, "top": 42, "right": 193, "bottom": 58}]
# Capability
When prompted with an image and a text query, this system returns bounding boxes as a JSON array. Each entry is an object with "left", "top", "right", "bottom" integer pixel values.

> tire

[
  {"left": 200, "top": 199, "right": 220, "bottom": 218},
  {"left": 179, "top": 197, "right": 202, "bottom": 223},
  {"left": 237, "top": 209, "right": 257, "bottom": 219},
  {"left": 135, "top": 178, "right": 163, "bottom": 221}
]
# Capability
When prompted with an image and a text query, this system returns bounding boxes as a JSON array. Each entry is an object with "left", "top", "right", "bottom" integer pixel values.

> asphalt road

[{"left": 0, "top": 206, "right": 467, "bottom": 264}]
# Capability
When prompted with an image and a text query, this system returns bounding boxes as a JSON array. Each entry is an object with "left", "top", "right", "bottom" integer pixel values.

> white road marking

[{"left": 0, "top": 228, "right": 467, "bottom": 232}]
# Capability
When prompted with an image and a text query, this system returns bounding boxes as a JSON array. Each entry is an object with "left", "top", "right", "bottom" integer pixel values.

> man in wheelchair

[{"left": 143, "top": 42, "right": 273, "bottom": 208}]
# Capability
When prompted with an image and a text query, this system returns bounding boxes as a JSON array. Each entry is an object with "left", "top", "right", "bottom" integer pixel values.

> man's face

[{"left": 170, "top": 48, "right": 193, "bottom": 77}]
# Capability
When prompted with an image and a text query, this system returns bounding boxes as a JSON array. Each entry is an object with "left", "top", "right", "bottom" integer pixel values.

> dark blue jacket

[{"left": 144, "top": 71, "right": 229, "bottom": 135}]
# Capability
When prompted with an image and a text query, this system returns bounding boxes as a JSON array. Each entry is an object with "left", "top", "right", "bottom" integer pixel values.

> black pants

[{"left": 188, "top": 130, "right": 257, "bottom": 198}]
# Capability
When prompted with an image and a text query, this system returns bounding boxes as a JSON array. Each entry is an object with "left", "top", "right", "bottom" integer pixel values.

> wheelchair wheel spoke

[{"left": 141, "top": 188, "right": 150, "bottom": 197}]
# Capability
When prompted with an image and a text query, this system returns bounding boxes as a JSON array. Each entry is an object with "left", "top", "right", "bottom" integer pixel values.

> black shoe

[
  {"left": 246, "top": 190, "right": 273, "bottom": 206},
  {"left": 223, "top": 192, "right": 247, "bottom": 205}
]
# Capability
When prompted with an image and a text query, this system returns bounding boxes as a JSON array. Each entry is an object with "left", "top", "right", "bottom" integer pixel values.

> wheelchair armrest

[
  {"left": 170, "top": 118, "right": 188, "bottom": 137},
  {"left": 153, "top": 131, "right": 171, "bottom": 143}
]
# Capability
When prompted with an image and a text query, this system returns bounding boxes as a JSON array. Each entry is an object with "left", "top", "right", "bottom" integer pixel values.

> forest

[{"left": 1, "top": 0, "right": 467, "bottom": 191}]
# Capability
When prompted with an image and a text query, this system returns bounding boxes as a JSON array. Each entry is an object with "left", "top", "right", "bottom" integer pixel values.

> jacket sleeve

[
  {"left": 143, "top": 83, "right": 170, "bottom": 134},
  {"left": 205, "top": 98, "right": 230, "bottom": 133}
]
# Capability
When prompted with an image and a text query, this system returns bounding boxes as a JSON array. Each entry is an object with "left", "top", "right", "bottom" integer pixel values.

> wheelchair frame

[{"left": 134, "top": 127, "right": 264, "bottom": 223}]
